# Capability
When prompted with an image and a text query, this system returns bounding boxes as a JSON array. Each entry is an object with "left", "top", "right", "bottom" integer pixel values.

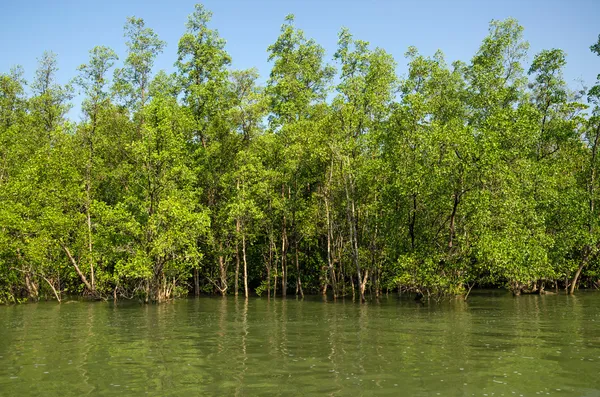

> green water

[{"left": 1, "top": 292, "right": 599, "bottom": 396}]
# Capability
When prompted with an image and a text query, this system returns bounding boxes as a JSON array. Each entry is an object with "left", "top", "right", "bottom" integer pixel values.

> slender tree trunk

[
  {"left": 273, "top": 233, "right": 278, "bottom": 298},
  {"left": 60, "top": 243, "right": 94, "bottom": 294},
  {"left": 374, "top": 266, "right": 380, "bottom": 299},
  {"left": 371, "top": 210, "right": 380, "bottom": 299},
  {"left": 218, "top": 241, "right": 227, "bottom": 295},
  {"left": 235, "top": 218, "right": 240, "bottom": 297},
  {"left": 281, "top": 214, "right": 287, "bottom": 298},
  {"left": 145, "top": 279, "right": 149, "bottom": 304},
  {"left": 267, "top": 262, "right": 271, "bottom": 299},
  {"left": 448, "top": 192, "right": 459, "bottom": 248},
  {"left": 267, "top": 234, "right": 273, "bottom": 299},
  {"left": 295, "top": 239, "right": 304, "bottom": 298},
  {"left": 409, "top": 193, "right": 417, "bottom": 250},
  {"left": 360, "top": 269, "right": 369, "bottom": 302},
  {"left": 86, "top": 193, "right": 94, "bottom": 290},
  {"left": 242, "top": 231, "right": 248, "bottom": 299},
  {"left": 338, "top": 235, "right": 344, "bottom": 298},
  {"left": 273, "top": 242, "right": 278, "bottom": 298},
  {"left": 193, "top": 268, "right": 200, "bottom": 297},
  {"left": 219, "top": 254, "right": 227, "bottom": 296},
  {"left": 344, "top": 163, "right": 364, "bottom": 302},
  {"left": 85, "top": 119, "right": 95, "bottom": 291},
  {"left": 570, "top": 250, "right": 589, "bottom": 295},
  {"left": 464, "top": 283, "right": 475, "bottom": 301},
  {"left": 17, "top": 249, "right": 37, "bottom": 300},
  {"left": 324, "top": 188, "right": 335, "bottom": 296},
  {"left": 24, "top": 271, "right": 38, "bottom": 300},
  {"left": 325, "top": 160, "right": 335, "bottom": 296}
]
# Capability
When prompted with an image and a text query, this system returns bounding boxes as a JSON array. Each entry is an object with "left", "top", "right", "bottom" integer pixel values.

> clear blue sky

[{"left": 1, "top": 0, "right": 598, "bottom": 119}]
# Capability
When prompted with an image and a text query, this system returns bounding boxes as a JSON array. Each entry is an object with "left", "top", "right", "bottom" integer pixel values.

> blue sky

[{"left": 1, "top": 0, "right": 598, "bottom": 119}]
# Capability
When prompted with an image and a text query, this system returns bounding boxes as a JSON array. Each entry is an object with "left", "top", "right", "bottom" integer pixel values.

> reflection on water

[{"left": 0, "top": 291, "right": 600, "bottom": 396}]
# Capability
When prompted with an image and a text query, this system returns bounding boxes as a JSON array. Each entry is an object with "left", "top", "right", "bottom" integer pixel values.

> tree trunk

[
  {"left": 85, "top": 132, "right": 95, "bottom": 292},
  {"left": 324, "top": 191, "right": 335, "bottom": 296},
  {"left": 194, "top": 268, "right": 200, "bottom": 297},
  {"left": 86, "top": 196, "right": 94, "bottom": 290},
  {"left": 511, "top": 281, "right": 522, "bottom": 296},
  {"left": 273, "top": 233, "right": 278, "bottom": 298},
  {"left": 344, "top": 164, "right": 363, "bottom": 302},
  {"left": 219, "top": 253, "right": 227, "bottom": 296},
  {"left": 359, "top": 269, "right": 369, "bottom": 303},
  {"left": 218, "top": 241, "right": 227, "bottom": 296},
  {"left": 273, "top": 258, "right": 278, "bottom": 298},
  {"left": 570, "top": 254, "right": 589, "bottom": 295},
  {"left": 60, "top": 243, "right": 94, "bottom": 294},
  {"left": 25, "top": 271, "right": 38, "bottom": 300},
  {"left": 448, "top": 192, "right": 459, "bottom": 248},
  {"left": 17, "top": 249, "right": 38, "bottom": 300},
  {"left": 267, "top": 234, "right": 273, "bottom": 299},
  {"left": 235, "top": 218, "right": 240, "bottom": 296},
  {"left": 144, "top": 279, "right": 150, "bottom": 304},
  {"left": 338, "top": 235, "right": 344, "bottom": 298},
  {"left": 375, "top": 265, "right": 380, "bottom": 299},
  {"left": 295, "top": 239, "right": 304, "bottom": 298},
  {"left": 409, "top": 193, "right": 417, "bottom": 250},
  {"left": 41, "top": 276, "right": 61, "bottom": 302},
  {"left": 281, "top": 215, "right": 287, "bottom": 298},
  {"left": 242, "top": 231, "right": 248, "bottom": 299},
  {"left": 267, "top": 265, "right": 271, "bottom": 299}
]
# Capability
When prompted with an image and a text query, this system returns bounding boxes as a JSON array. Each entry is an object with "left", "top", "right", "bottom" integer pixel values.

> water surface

[{"left": 1, "top": 291, "right": 599, "bottom": 396}]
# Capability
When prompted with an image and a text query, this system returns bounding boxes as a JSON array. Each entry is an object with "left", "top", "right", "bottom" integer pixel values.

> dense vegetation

[{"left": 1, "top": 5, "right": 600, "bottom": 303}]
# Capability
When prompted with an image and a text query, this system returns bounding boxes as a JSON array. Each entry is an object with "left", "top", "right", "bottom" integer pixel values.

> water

[{"left": 0, "top": 291, "right": 599, "bottom": 396}]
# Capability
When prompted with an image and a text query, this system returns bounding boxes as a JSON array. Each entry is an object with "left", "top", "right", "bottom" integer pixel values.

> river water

[{"left": 0, "top": 291, "right": 599, "bottom": 396}]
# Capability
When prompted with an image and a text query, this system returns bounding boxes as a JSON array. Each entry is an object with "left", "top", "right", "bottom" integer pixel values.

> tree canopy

[{"left": 0, "top": 6, "right": 599, "bottom": 303}]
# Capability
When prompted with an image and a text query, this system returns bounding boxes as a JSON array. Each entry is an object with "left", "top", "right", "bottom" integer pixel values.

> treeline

[{"left": 1, "top": 5, "right": 600, "bottom": 303}]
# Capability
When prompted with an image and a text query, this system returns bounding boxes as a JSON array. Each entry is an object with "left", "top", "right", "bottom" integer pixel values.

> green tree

[{"left": 332, "top": 28, "right": 396, "bottom": 301}]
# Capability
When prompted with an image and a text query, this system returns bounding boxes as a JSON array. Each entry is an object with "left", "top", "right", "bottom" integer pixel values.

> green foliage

[
  {"left": 1, "top": 6, "right": 599, "bottom": 302},
  {"left": 113, "top": 17, "right": 165, "bottom": 110}
]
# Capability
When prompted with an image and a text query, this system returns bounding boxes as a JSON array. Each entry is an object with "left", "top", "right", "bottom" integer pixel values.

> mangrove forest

[{"left": 1, "top": 4, "right": 600, "bottom": 303}]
